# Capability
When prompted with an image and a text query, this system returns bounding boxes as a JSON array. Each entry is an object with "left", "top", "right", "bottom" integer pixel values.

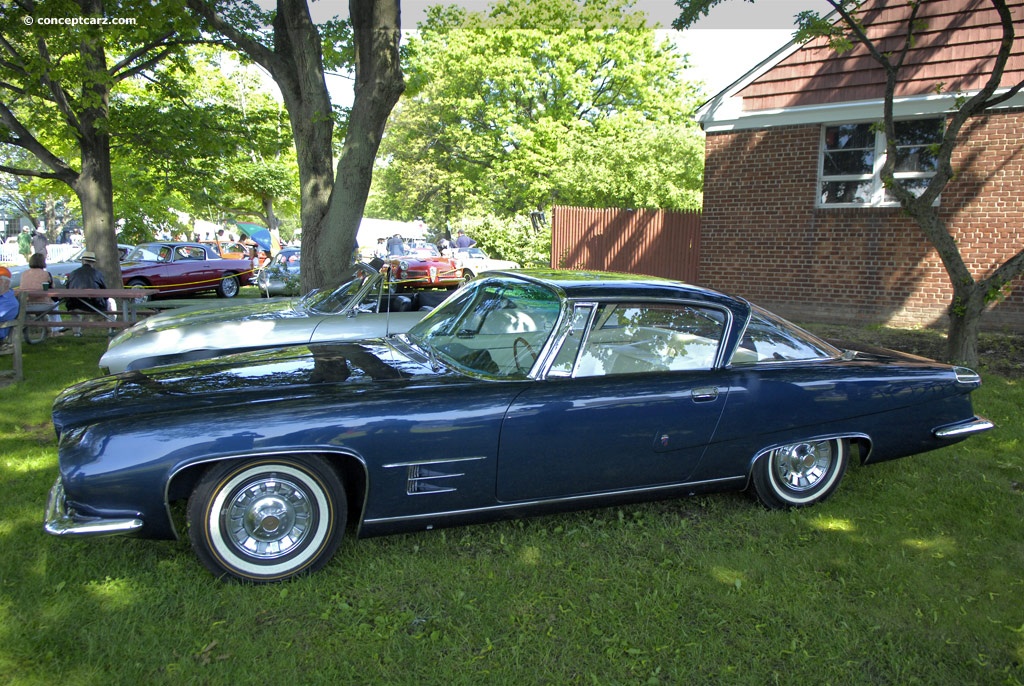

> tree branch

[
  {"left": 108, "top": 31, "right": 177, "bottom": 80},
  {"left": 0, "top": 162, "right": 66, "bottom": 180},
  {"left": 0, "top": 101, "right": 78, "bottom": 184},
  {"left": 185, "top": 0, "right": 287, "bottom": 77}
]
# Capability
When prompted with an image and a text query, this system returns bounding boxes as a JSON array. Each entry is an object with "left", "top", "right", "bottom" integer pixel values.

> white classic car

[
  {"left": 452, "top": 247, "right": 519, "bottom": 282},
  {"left": 99, "top": 262, "right": 447, "bottom": 373}
]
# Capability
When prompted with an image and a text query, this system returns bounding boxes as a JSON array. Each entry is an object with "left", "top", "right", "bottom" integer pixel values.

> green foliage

[
  {"left": 371, "top": 0, "right": 704, "bottom": 230},
  {"left": 455, "top": 214, "right": 552, "bottom": 268}
]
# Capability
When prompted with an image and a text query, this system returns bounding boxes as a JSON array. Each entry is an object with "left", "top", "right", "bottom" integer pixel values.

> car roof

[{"left": 486, "top": 268, "right": 746, "bottom": 309}]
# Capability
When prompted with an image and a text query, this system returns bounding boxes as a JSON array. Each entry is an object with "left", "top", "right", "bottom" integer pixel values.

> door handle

[{"left": 692, "top": 386, "right": 719, "bottom": 402}]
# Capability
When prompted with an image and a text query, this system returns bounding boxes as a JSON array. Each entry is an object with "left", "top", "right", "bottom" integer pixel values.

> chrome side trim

[
  {"left": 383, "top": 457, "right": 487, "bottom": 496},
  {"left": 934, "top": 416, "right": 994, "bottom": 439},
  {"left": 382, "top": 455, "right": 487, "bottom": 469},
  {"left": 44, "top": 477, "right": 143, "bottom": 537},
  {"left": 362, "top": 474, "right": 746, "bottom": 527}
]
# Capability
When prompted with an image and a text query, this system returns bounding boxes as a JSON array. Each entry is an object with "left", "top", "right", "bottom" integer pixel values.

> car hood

[
  {"left": 55, "top": 339, "right": 447, "bottom": 432},
  {"left": 130, "top": 298, "right": 305, "bottom": 333}
]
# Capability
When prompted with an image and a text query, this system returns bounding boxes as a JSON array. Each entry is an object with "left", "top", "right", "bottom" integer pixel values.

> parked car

[
  {"left": 201, "top": 239, "right": 256, "bottom": 261},
  {"left": 99, "top": 261, "right": 441, "bottom": 374},
  {"left": 256, "top": 246, "right": 301, "bottom": 297},
  {"left": 120, "top": 242, "right": 255, "bottom": 299},
  {"left": 44, "top": 270, "right": 992, "bottom": 582},
  {"left": 7, "top": 244, "right": 133, "bottom": 288},
  {"left": 388, "top": 243, "right": 462, "bottom": 291},
  {"left": 452, "top": 247, "right": 520, "bottom": 282}
]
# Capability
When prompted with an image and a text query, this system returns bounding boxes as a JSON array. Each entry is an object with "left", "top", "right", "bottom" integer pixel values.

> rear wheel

[
  {"left": 187, "top": 455, "right": 346, "bottom": 582},
  {"left": 217, "top": 273, "right": 240, "bottom": 298},
  {"left": 750, "top": 438, "right": 848, "bottom": 509}
]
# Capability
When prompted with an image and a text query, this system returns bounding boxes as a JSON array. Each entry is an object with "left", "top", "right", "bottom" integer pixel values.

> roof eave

[{"left": 697, "top": 89, "right": 1024, "bottom": 133}]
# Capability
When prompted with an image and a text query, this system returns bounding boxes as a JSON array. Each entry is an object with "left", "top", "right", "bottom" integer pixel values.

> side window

[
  {"left": 730, "top": 308, "right": 838, "bottom": 365},
  {"left": 575, "top": 303, "right": 726, "bottom": 377}
]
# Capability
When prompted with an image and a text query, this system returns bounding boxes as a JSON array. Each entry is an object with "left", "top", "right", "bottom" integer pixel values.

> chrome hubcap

[
  {"left": 773, "top": 441, "right": 833, "bottom": 492},
  {"left": 226, "top": 477, "right": 312, "bottom": 559}
]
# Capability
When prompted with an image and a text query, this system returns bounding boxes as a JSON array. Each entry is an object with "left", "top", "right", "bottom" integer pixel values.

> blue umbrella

[{"left": 236, "top": 222, "right": 272, "bottom": 252}]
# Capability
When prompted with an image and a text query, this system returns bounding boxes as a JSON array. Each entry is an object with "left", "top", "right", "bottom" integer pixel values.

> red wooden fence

[{"left": 550, "top": 206, "right": 701, "bottom": 284}]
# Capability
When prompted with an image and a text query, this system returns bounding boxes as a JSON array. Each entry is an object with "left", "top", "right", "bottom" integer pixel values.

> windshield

[
  {"left": 126, "top": 244, "right": 169, "bottom": 262},
  {"left": 301, "top": 263, "right": 380, "bottom": 314},
  {"left": 406, "top": 276, "right": 562, "bottom": 378}
]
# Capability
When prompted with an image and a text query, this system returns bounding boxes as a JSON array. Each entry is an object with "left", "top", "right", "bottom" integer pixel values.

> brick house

[{"left": 695, "top": 0, "right": 1024, "bottom": 332}]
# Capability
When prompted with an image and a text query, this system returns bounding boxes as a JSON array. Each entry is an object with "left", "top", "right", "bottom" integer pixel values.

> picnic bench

[{"left": 0, "top": 288, "right": 145, "bottom": 383}]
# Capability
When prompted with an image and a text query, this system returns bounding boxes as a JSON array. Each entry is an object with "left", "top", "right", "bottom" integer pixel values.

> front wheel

[
  {"left": 217, "top": 273, "right": 240, "bottom": 298},
  {"left": 187, "top": 455, "right": 346, "bottom": 582},
  {"left": 749, "top": 438, "right": 848, "bottom": 509}
]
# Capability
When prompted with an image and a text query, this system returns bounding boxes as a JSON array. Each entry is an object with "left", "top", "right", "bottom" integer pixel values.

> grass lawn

[{"left": 0, "top": 322, "right": 1020, "bottom": 685}]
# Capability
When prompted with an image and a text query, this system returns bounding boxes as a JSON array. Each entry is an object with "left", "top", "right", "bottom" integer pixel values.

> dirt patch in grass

[{"left": 806, "top": 322, "right": 1024, "bottom": 380}]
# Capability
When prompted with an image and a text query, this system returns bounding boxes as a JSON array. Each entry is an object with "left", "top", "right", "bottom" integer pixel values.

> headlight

[{"left": 399, "top": 260, "right": 409, "bottom": 271}]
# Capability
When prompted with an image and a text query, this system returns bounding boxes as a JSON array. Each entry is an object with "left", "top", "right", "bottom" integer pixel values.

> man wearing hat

[
  {"left": 30, "top": 227, "right": 48, "bottom": 256},
  {"left": 65, "top": 251, "right": 107, "bottom": 336}
]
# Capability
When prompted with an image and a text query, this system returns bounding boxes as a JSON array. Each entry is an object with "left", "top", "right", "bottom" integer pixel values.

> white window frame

[{"left": 817, "top": 118, "right": 943, "bottom": 208}]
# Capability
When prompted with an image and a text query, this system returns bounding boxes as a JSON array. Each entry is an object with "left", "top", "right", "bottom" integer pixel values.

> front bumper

[{"left": 44, "top": 477, "right": 143, "bottom": 537}]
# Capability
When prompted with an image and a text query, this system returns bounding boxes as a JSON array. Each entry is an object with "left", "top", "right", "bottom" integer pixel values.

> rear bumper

[
  {"left": 933, "top": 415, "right": 994, "bottom": 439},
  {"left": 44, "top": 477, "right": 143, "bottom": 537}
]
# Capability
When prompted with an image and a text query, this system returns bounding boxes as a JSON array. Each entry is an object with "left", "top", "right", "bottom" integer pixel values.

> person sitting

[
  {"left": 65, "top": 251, "right": 107, "bottom": 336},
  {"left": 18, "top": 252, "right": 60, "bottom": 332},
  {"left": 0, "top": 267, "right": 20, "bottom": 350},
  {"left": 19, "top": 252, "right": 55, "bottom": 303}
]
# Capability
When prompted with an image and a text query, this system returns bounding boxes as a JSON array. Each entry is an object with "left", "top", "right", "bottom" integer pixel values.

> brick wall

[{"left": 700, "top": 108, "right": 1024, "bottom": 332}]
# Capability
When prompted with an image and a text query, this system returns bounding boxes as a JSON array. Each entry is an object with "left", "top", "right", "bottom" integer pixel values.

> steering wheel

[{"left": 513, "top": 336, "right": 537, "bottom": 374}]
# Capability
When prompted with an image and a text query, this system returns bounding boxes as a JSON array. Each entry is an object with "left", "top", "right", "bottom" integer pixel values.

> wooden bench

[{"left": 1, "top": 288, "right": 146, "bottom": 383}]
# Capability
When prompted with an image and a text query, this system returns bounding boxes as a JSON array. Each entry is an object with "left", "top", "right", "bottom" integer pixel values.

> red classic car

[
  {"left": 120, "top": 242, "right": 255, "bottom": 299},
  {"left": 388, "top": 242, "right": 462, "bottom": 291}
]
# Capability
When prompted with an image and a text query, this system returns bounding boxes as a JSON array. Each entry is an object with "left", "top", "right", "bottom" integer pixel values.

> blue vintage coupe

[{"left": 44, "top": 270, "right": 992, "bottom": 582}]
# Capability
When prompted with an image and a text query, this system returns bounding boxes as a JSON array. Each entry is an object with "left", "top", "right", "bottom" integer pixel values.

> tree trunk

[
  {"left": 268, "top": 0, "right": 336, "bottom": 291},
  {"left": 263, "top": 195, "right": 279, "bottom": 234},
  {"left": 75, "top": 0, "right": 121, "bottom": 289},
  {"left": 946, "top": 282, "right": 985, "bottom": 368},
  {"left": 317, "top": 0, "right": 405, "bottom": 286}
]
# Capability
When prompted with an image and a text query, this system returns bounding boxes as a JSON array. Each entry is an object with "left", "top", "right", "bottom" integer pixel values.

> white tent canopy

[{"left": 356, "top": 218, "right": 428, "bottom": 248}]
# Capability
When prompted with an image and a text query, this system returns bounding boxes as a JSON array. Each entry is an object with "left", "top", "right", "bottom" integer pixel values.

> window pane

[
  {"left": 894, "top": 145, "right": 939, "bottom": 173},
  {"left": 824, "top": 123, "right": 874, "bottom": 150},
  {"left": 883, "top": 177, "right": 932, "bottom": 202},
  {"left": 731, "top": 307, "right": 839, "bottom": 365},
  {"left": 894, "top": 119, "right": 942, "bottom": 145},
  {"left": 820, "top": 180, "right": 873, "bottom": 204},
  {"left": 824, "top": 149, "right": 874, "bottom": 175}
]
